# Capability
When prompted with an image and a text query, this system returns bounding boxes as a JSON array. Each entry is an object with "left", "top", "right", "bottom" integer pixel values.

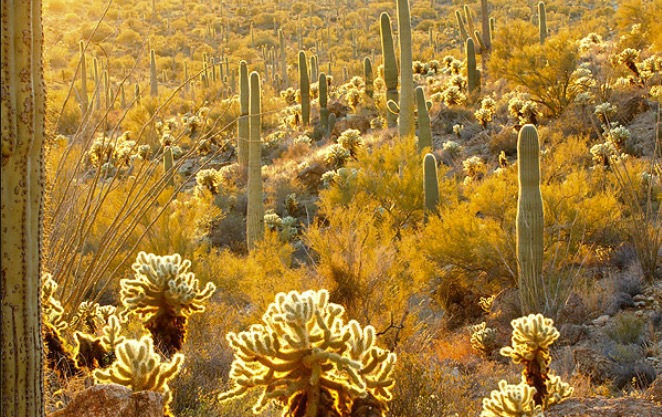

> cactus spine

[
  {"left": 319, "top": 72, "right": 329, "bottom": 132},
  {"left": 298, "top": 51, "right": 310, "bottom": 125},
  {"left": 466, "top": 38, "right": 479, "bottom": 95},
  {"left": 516, "top": 125, "right": 544, "bottom": 314},
  {"left": 150, "top": 49, "right": 158, "bottom": 97},
  {"left": 364, "top": 57, "right": 373, "bottom": 98},
  {"left": 79, "top": 41, "right": 88, "bottom": 113},
  {"left": 238, "top": 61, "right": 249, "bottom": 168},
  {"left": 1, "top": 0, "right": 46, "bottom": 412},
  {"left": 397, "top": 0, "right": 415, "bottom": 140},
  {"left": 247, "top": 72, "right": 264, "bottom": 250},
  {"left": 416, "top": 87, "right": 432, "bottom": 151},
  {"left": 423, "top": 153, "right": 440, "bottom": 215},
  {"left": 380, "top": 12, "right": 398, "bottom": 128},
  {"left": 163, "top": 146, "right": 174, "bottom": 187},
  {"left": 538, "top": 1, "right": 547, "bottom": 44}
]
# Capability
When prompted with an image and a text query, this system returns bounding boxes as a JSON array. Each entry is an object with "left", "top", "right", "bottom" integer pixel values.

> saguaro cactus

[
  {"left": 416, "top": 87, "right": 432, "bottom": 151},
  {"left": 455, "top": 10, "right": 469, "bottom": 42},
  {"left": 423, "top": 153, "right": 440, "bottom": 215},
  {"left": 247, "top": 72, "right": 264, "bottom": 250},
  {"left": 238, "top": 60, "right": 249, "bottom": 168},
  {"left": 93, "top": 57, "right": 101, "bottom": 111},
  {"left": 364, "top": 57, "right": 374, "bottom": 98},
  {"left": 279, "top": 29, "right": 288, "bottom": 88},
  {"left": 79, "top": 40, "right": 89, "bottom": 114},
  {"left": 397, "top": 0, "right": 415, "bottom": 140},
  {"left": 150, "top": 49, "right": 158, "bottom": 97},
  {"left": 319, "top": 72, "right": 329, "bottom": 131},
  {"left": 380, "top": 12, "right": 398, "bottom": 128},
  {"left": 163, "top": 146, "right": 174, "bottom": 187},
  {"left": 516, "top": 125, "right": 544, "bottom": 314},
  {"left": 298, "top": 51, "right": 310, "bottom": 125},
  {"left": 538, "top": 1, "right": 547, "bottom": 44},
  {"left": 466, "top": 38, "right": 479, "bottom": 95},
  {"left": 1, "top": 0, "right": 46, "bottom": 414}
]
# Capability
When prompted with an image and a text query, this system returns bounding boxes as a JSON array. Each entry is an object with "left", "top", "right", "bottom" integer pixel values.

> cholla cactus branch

[
  {"left": 481, "top": 380, "right": 544, "bottom": 417},
  {"left": 219, "top": 289, "right": 395, "bottom": 416}
]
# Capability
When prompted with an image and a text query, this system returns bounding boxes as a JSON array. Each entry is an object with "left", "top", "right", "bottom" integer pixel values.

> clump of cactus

[
  {"left": 74, "top": 314, "right": 125, "bottom": 370},
  {"left": 337, "top": 129, "right": 364, "bottom": 158},
  {"left": 482, "top": 381, "right": 544, "bottom": 417},
  {"left": 469, "top": 322, "right": 497, "bottom": 357},
  {"left": 263, "top": 209, "right": 298, "bottom": 241},
  {"left": 94, "top": 335, "right": 184, "bottom": 413},
  {"left": 463, "top": 155, "right": 487, "bottom": 184},
  {"left": 441, "top": 85, "right": 467, "bottom": 106},
  {"left": 120, "top": 252, "right": 216, "bottom": 356},
  {"left": 325, "top": 144, "right": 352, "bottom": 170},
  {"left": 508, "top": 97, "right": 540, "bottom": 126},
  {"left": 218, "top": 289, "right": 396, "bottom": 416},
  {"left": 42, "top": 273, "right": 80, "bottom": 378},
  {"left": 475, "top": 97, "right": 497, "bottom": 129},
  {"left": 196, "top": 168, "right": 223, "bottom": 195}
]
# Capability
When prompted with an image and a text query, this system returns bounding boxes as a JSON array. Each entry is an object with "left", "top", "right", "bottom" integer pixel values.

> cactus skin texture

[
  {"left": 94, "top": 335, "right": 184, "bottom": 412},
  {"left": 397, "top": 0, "right": 415, "bottom": 140},
  {"left": 218, "top": 289, "right": 396, "bottom": 417},
  {"left": 466, "top": 38, "right": 479, "bottom": 95},
  {"left": 516, "top": 125, "right": 544, "bottom": 315},
  {"left": 380, "top": 12, "right": 399, "bottom": 129},
  {"left": 416, "top": 87, "right": 432, "bottom": 151},
  {"left": 150, "top": 49, "right": 158, "bottom": 97},
  {"left": 247, "top": 71, "right": 264, "bottom": 250},
  {"left": 298, "top": 51, "right": 310, "bottom": 125},
  {"left": 163, "top": 145, "right": 175, "bottom": 187},
  {"left": 319, "top": 72, "right": 329, "bottom": 132},
  {"left": 423, "top": 153, "right": 440, "bottom": 215},
  {"left": 538, "top": 1, "right": 547, "bottom": 44},
  {"left": 1, "top": 0, "right": 46, "bottom": 413},
  {"left": 120, "top": 252, "right": 216, "bottom": 356},
  {"left": 238, "top": 60, "right": 249, "bottom": 168}
]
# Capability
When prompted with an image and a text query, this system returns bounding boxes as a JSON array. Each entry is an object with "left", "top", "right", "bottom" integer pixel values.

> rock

[
  {"left": 645, "top": 376, "right": 662, "bottom": 402},
  {"left": 557, "top": 293, "right": 590, "bottom": 325},
  {"left": 559, "top": 324, "right": 586, "bottom": 346},
  {"left": 49, "top": 384, "right": 164, "bottom": 417},
  {"left": 545, "top": 397, "right": 662, "bottom": 417},
  {"left": 605, "top": 292, "right": 634, "bottom": 315},
  {"left": 612, "top": 361, "right": 657, "bottom": 390},
  {"left": 572, "top": 347, "right": 614, "bottom": 385},
  {"left": 592, "top": 315, "right": 610, "bottom": 326},
  {"left": 297, "top": 162, "right": 326, "bottom": 190}
]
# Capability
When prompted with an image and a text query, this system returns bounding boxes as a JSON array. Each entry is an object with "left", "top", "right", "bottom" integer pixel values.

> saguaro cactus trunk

[
  {"left": 516, "top": 124, "right": 544, "bottom": 314},
  {"left": 246, "top": 72, "right": 264, "bottom": 250},
  {"left": 397, "top": 0, "right": 415, "bottom": 140},
  {"left": 380, "top": 12, "right": 398, "bottom": 129},
  {"left": 238, "top": 61, "right": 249, "bottom": 168},
  {"left": 1, "top": 0, "right": 46, "bottom": 415}
]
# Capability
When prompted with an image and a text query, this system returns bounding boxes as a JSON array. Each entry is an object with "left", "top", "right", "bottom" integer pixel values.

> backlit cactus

[
  {"left": 380, "top": 12, "right": 399, "bottom": 128},
  {"left": 364, "top": 57, "right": 374, "bottom": 98},
  {"left": 94, "top": 335, "right": 184, "bottom": 412},
  {"left": 298, "top": 51, "right": 310, "bottom": 125},
  {"left": 337, "top": 128, "right": 364, "bottom": 158},
  {"left": 455, "top": 10, "right": 469, "bottom": 42},
  {"left": 319, "top": 72, "right": 329, "bottom": 132},
  {"left": 423, "top": 153, "right": 440, "bottom": 216},
  {"left": 516, "top": 125, "right": 544, "bottom": 314},
  {"left": 416, "top": 87, "right": 432, "bottom": 151},
  {"left": 218, "top": 289, "right": 396, "bottom": 416},
  {"left": 150, "top": 49, "right": 158, "bottom": 97},
  {"left": 163, "top": 145, "right": 175, "bottom": 187},
  {"left": 469, "top": 322, "right": 497, "bottom": 357},
  {"left": 538, "top": 2, "right": 547, "bottom": 44},
  {"left": 397, "top": 0, "right": 415, "bottom": 140},
  {"left": 481, "top": 381, "right": 544, "bottom": 417},
  {"left": 247, "top": 71, "right": 264, "bottom": 250},
  {"left": 120, "top": 252, "right": 216, "bottom": 356},
  {"left": 238, "top": 60, "right": 249, "bottom": 167},
  {"left": 466, "top": 38, "right": 479, "bottom": 95}
]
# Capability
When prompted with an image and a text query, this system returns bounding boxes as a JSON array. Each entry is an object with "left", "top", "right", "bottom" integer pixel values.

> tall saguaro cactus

[
  {"left": 279, "top": 29, "right": 288, "bottom": 88},
  {"left": 319, "top": 72, "right": 329, "bottom": 132},
  {"left": 516, "top": 125, "right": 544, "bottom": 314},
  {"left": 79, "top": 40, "right": 88, "bottom": 114},
  {"left": 238, "top": 61, "right": 249, "bottom": 168},
  {"left": 416, "top": 87, "right": 432, "bottom": 151},
  {"left": 423, "top": 153, "right": 440, "bottom": 216},
  {"left": 380, "top": 12, "right": 398, "bottom": 128},
  {"left": 298, "top": 51, "right": 310, "bottom": 125},
  {"left": 364, "top": 57, "right": 373, "bottom": 98},
  {"left": 538, "top": 1, "right": 547, "bottom": 44},
  {"left": 247, "top": 72, "right": 264, "bottom": 250},
  {"left": 1, "top": 0, "right": 46, "bottom": 414},
  {"left": 397, "top": 0, "right": 415, "bottom": 140},
  {"left": 480, "top": 0, "right": 492, "bottom": 52},
  {"left": 466, "top": 38, "right": 479, "bottom": 95},
  {"left": 150, "top": 49, "right": 158, "bottom": 97}
]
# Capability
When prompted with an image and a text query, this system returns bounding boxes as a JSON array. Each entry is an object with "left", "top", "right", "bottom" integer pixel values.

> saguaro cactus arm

[
  {"left": 247, "top": 71, "right": 264, "bottom": 250},
  {"left": 380, "top": 12, "right": 398, "bottom": 129},
  {"left": 1, "top": 0, "right": 46, "bottom": 414},
  {"left": 397, "top": 0, "right": 415, "bottom": 140}
]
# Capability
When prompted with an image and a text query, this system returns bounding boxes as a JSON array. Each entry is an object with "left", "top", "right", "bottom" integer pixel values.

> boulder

[{"left": 546, "top": 397, "right": 662, "bottom": 417}]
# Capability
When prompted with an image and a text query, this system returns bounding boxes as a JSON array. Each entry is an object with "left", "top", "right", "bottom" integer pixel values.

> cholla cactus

[
  {"left": 325, "top": 144, "right": 352, "bottom": 169},
  {"left": 42, "top": 273, "right": 80, "bottom": 378},
  {"left": 196, "top": 168, "right": 223, "bottom": 195},
  {"left": 42, "top": 273, "right": 67, "bottom": 333},
  {"left": 337, "top": 129, "right": 364, "bottom": 158},
  {"left": 120, "top": 252, "right": 216, "bottom": 355},
  {"left": 469, "top": 322, "right": 497, "bottom": 357},
  {"left": 442, "top": 86, "right": 467, "bottom": 106},
  {"left": 508, "top": 98, "right": 540, "bottom": 126},
  {"left": 463, "top": 155, "right": 487, "bottom": 184},
  {"left": 94, "top": 335, "right": 184, "bottom": 412},
  {"left": 500, "top": 314, "right": 571, "bottom": 406},
  {"left": 479, "top": 295, "right": 495, "bottom": 313},
  {"left": 281, "top": 87, "right": 297, "bottom": 105},
  {"left": 590, "top": 142, "right": 618, "bottom": 167},
  {"left": 481, "top": 380, "right": 544, "bottom": 417},
  {"left": 617, "top": 48, "right": 641, "bottom": 79},
  {"left": 452, "top": 124, "right": 464, "bottom": 138},
  {"left": 218, "top": 289, "right": 396, "bottom": 416},
  {"left": 294, "top": 135, "right": 313, "bottom": 146},
  {"left": 136, "top": 144, "right": 151, "bottom": 160},
  {"left": 605, "top": 125, "right": 631, "bottom": 151},
  {"left": 87, "top": 136, "right": 114, "bottom": 167}
]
